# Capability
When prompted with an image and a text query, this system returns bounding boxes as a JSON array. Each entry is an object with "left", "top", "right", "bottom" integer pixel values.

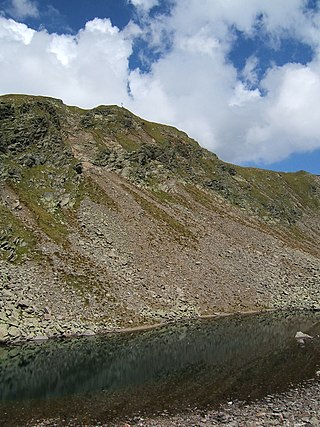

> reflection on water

[{"left": 1, "top": 310, "right": 320, "bottom": 426}]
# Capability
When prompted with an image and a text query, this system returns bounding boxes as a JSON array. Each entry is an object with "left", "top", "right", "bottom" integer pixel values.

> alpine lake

[{"left": 1, "top": 310, "right": 320, "bottom": 426}]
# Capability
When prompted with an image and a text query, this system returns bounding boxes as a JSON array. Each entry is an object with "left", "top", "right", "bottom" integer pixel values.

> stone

[
  {"left": 8, "top": 316, "right": 19, "bottom": 327},
  {"left": 0, "top": 311, "right": 8, "bottom": 322},
  {"left": 83, "top": 330, "right": 95, "bottom": 337},
  {"left": 33, "top": 335, "right": 48, "bottom": 341},
  {"left": 0, "top": 324, "right": 8, "bottom": 340},
  {"left": 295, "top": 331, "right": 313, "bottom": 343},
  {"left": 73, "top": 163, "right": 83, "bottom": 174},
  {"left": 60, "top": 195, "right": 70, "bottom": 207},
  {"left": 8, "top": 325, "right": 19, "bottom": 337},
  {"left": 310, "top": 416, "right": 320, "bottom": 426},
  {"left": 18, "top": 299, "right": 30, "bottom": 309},
  {"left": 295, "top": 331, "right": 313, "bottom": 339},
  {"left": 12, "top": 200, "right": 20, "bottom": 210},
  {"left": 44, "top": 306, "right": 51, "bottom": 314},
  {"left": 2, "top": 289, "right": 13, "bottom": 298}
]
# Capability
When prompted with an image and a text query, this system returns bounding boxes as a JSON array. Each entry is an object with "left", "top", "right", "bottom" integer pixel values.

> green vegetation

[
  {"left": 0, "top": 203, "right": 37, "bottom": 262},
  {"left": 1, "top": 93, "right": 319, "bottom": 241},
  {"left": 10, "top": 167, "right": 70, "bottom": 245},
  {"left": 185, "top": 184, "right": 217, "bottom": 209},
  {"left": 78, "top": 175, "right": 118, "bottom": 211},
  {"left": 124, "top": 185, "right": 194, "bottom": 241}
]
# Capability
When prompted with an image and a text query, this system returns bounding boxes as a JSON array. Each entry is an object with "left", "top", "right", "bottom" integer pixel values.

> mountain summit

[{"left": 0, "top": 94, "right": 319, "bottom": 341}]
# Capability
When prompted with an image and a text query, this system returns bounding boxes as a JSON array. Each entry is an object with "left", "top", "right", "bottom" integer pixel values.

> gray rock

[
  {"left": 0, "top": 311, "right": 8, "bottom": 322},
  {"left": 310, "top": 416, "right": 320, "bottom": 426},
  {"left": 8, "top": 325, "right": 19, "bottom": 337},
  {"left": 295, "top": 331, "right": 313, "bottom": 344},
  {"left": 33, "top": 335, "right": 48, "bottom": 341},
  {"left": 0, "top": 324, "right": 8, "bottom": 340},
  {"left": 18, "top": 299, "right": 30, "bottom": 309},
  {"left": 295, "top": 331, "right": 313, "bottom": 339},
  {"left": 60, "top": 195, "right": 70, "bottom": 207},
  {"left": 83, "top": 330, "right": 95, "bottom": 337}
]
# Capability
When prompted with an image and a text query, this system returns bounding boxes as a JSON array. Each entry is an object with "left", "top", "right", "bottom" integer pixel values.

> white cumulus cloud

[
  {"left": 7, "top": 0, "right": 39, "bottom": 19},
  {"left": 0, "top": 16, "right": 133, "bottom": 107},
  {"left": 128, "top": 0, "right": 159, "bottom": 12},
  {"left": 1, "top": 0, "right": 320, "bottom": 168}
]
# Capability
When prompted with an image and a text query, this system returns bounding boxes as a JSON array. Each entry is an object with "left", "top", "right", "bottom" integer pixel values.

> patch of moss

[
  {"left": 0, "top": 202, "right": 37, "bottom": 262},
  {"left": 124, "top": 185, "right": 194, "bottom": 241},
  {"left": 142, "top": 121, "right": 168, "bottom": 145},
  {"left": 185, "top": 184, "right": 216, "bottom": 209},
  {"left": 117, "top": 135, "right": 140, "bottom": 152},
  {"left": 67, "top": 105, "right": 87, "bottom": 115},
  {"left": 0, "top": 94, "right": 64, "bottom": 106},
  {"left": 150, "top": 188, "right": 177, "bottom": 204},
  {"left": 60, "top": 272, "right": 92, "bottom": 304},
  {"left": 57, "top": 251, "right": 114, "bottom": 304},
  {"left": 78, "top": 175, "right": 118, "bottom": 211},
  {"left": 281, "top": 171, "right": 320, "bottom": 209},
  {"left": 10, "top": 168, "right": 70, "bottom": 245},
  {"left": 144, "top": 179, "right": 188, "bottom": 206}
]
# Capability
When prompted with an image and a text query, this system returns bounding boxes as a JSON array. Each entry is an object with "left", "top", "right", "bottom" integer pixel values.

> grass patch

[
  {"left": 142, "top": 121, "right": 167, "bottom": 145},
  {"left": 117, "top": 135, "right": 140, "bottom": 152},
  {"left": 185, "top": 184, "right": 217, "bottom": 209},
  {"left": 124, "top": 185, "right": 194, "bottom": 241},
  {"left": 78, "top": 175, "right": 118, "bottom": 211},
  {"left": 10, "top": 171, "right": 69, "bottom": 245},
  {"left": 0, "top": 202, "right": 37, "bottom": 262},
  {"left": 281, "top": 171, "right": 320, "bottom": 209}
]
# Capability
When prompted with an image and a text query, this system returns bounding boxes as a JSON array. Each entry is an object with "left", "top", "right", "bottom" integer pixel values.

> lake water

[{"left": 1, "top": 310, "right": 320, "bottom": 426}]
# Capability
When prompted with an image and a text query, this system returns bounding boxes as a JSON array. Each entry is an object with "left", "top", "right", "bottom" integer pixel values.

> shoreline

[
  {"left": 120, "top": 378, "right": 320, "bottom": 427},
  {"left": 2, "top": 308, "right": 320, "bottom": 426},
  {"left": 0, "top": 306, "right": 310, "bottom": 346}
]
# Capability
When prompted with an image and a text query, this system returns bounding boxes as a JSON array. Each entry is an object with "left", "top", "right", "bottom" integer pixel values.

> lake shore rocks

[
  {"left": 121, "top": 380, "right": 320, "bottom": 427},
  {"left": 0, "top": 255, "right": 320, "bottom": 345},
  {"left": 25, "top": 380, "right": 320, "bottom": 426}
]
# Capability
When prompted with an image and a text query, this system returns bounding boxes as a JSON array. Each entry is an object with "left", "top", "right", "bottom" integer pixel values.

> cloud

[
  {"left": 0, "top": 16, "right": 133, "bottom": 107},
  {"left": 1, "top": 1, "right": 320, "bottom": 167},
  {"left": 241, "top": 64, "right": 320, "bottom": 163},
  {"left": 242, "top": 56, "right": 259, "bottom": 86},
  {"left": 6, "top": 0, "right": 39, "bottom": 19},
  {"left": 0, "top": 17, "right": 34, "bottom": 44},
  {"left": 127, "top": 0, "right": 320, "bottom": 165},
  {"left": 128, "top": 0, "right": 159, "bottom": 12}
]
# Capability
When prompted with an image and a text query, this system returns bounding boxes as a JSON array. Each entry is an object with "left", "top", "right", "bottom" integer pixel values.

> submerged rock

[{"left": 295, "top": 331, "right": 313, "bottom": 344}]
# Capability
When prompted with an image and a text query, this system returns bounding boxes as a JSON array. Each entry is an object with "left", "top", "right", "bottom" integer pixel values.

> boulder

[
  {"left": 295, "top": 331, "right": 313, "bottom": 344},
  {"left": 295, "top": 331, "right": 313, "bottom": 339},
  {"left": 0, "top": 324, "right": 8, "bottom": 340}
]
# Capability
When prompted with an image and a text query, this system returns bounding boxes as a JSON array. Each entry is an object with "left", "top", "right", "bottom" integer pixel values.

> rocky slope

[{"left": 0, "top": 94, "right": 319, "bottom": 342}]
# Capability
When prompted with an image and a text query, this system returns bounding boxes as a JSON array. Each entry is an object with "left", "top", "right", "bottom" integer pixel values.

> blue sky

[
  {"left": 0, "top": 0, "right": 320, "bottom": 174},
  {"left": 21, "top": 0, "right": 135, "bottom": 33}
]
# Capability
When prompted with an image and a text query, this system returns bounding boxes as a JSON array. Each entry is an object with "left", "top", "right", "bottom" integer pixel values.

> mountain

[{"left": 0, "top": 94, "right": 319, "bottom": 342}]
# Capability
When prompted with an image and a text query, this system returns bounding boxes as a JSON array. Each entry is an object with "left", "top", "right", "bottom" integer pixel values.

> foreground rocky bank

[
  {"left": 0, "top": 94, "right": 320, "bottom": 343},
  {"left": 22, "top": 380, "right": 320, "bottom": 426},
  {"left": 123, "top": 380, "right": 320, "bottom": 427}
]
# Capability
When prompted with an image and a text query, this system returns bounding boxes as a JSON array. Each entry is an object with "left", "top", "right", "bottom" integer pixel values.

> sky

[{"left": 0, "top": 0, "right": 320, "bottom": 174}]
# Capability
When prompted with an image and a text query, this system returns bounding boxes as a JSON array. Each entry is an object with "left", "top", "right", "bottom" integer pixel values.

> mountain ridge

[{"left": 0, "top": 94, "right": 319, "bottom": 342}]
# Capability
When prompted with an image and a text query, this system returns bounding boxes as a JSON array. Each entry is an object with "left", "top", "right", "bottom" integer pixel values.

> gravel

[{"left": 122, "top": 380, "right": 320, "bottom": 427}]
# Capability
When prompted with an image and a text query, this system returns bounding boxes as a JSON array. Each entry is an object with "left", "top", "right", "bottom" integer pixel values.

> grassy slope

[{"left": 0, "top": 94, "right": 319, "bottom": 265}]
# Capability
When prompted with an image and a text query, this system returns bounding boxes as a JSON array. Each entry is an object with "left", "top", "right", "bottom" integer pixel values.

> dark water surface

[{"left": 1, "top": 310, "right": 320, "bottom": 426}]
